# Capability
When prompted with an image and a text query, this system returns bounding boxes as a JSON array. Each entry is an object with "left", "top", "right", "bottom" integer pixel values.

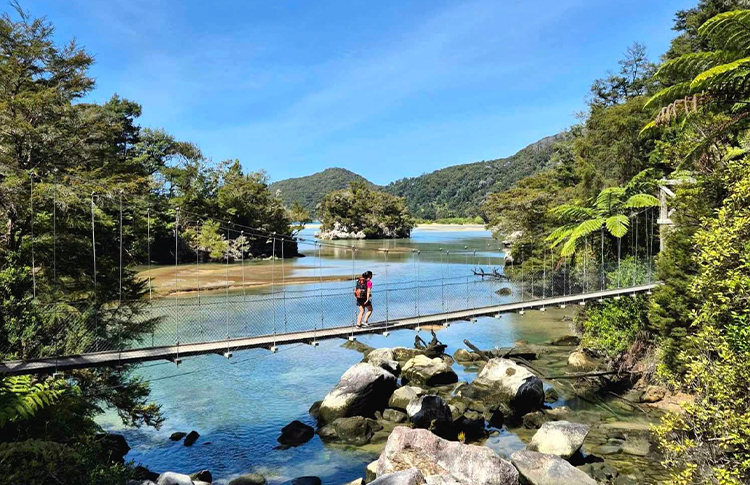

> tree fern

[{"left": 0, "top": 376, "right": 63, "bottom": 427}]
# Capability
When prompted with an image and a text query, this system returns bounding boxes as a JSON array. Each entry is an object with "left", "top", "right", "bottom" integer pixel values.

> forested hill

[
  {"left": 270, "top": 167, "right": 374, "bottom": 214},
  {"left": 384, "top": 133, "right": 565, "bottom": 219},
  {"left": 272, "top": 133, "right": 563, "bottom": 219}
]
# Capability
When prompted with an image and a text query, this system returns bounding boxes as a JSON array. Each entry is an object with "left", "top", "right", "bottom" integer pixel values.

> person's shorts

[{"left": 357, "top": 298, "right": 371, "bottom": 307}]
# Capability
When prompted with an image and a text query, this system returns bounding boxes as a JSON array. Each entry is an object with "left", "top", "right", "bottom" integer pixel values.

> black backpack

[{"left": 354, "top": 277, "right": 368, "bottom": 299}]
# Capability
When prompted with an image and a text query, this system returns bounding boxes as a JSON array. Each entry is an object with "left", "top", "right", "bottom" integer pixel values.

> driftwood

[
  {"left": 463, "top": 339, "right": 538, "bottom": 361},
  {"left": 415, "top": 330, "right": 447, "bottom": 358},
  {"left": 471, "top": 268, "right": 507, "bottom": 280}
]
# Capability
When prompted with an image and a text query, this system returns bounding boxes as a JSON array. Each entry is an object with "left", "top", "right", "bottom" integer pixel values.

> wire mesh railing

[{"left": 0, "top": 255, "right": 656, "bottom": 365}]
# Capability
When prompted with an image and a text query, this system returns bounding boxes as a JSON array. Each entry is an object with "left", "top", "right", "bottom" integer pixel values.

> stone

[
  {"left": 287, "top": 478, "right": 322, "bottom": 485},
  {"left": 190, "top": 470, "right": 212, "bottom": 483},
  {"left": 454, "top": 413, "right": 486, "bottom": 441},
  {"left": 228, "top": 474, "right": 267, "bottom": 485},
  {"left": 156, "top": 472, "right": 193, "bottom": 485},
  {"left": 309, "top": 401, "right": 322, "bottom": 421},
  {"left": 370, "top": 469, "right": 426, "bottom": 485},
  {"left": 319, "top": 363, "right": 398, "bottom": 423},
  {"left": 127, "top": 481, "right": 156, "bottom": 485},
  {"left": 392, "top": 347, "right": 424, "bottom": 362},
  {"left": 567, "top": 350, "right": 598, "bottom": 370},
  {"left": 96, "top": 433, "right": 130, "bottom": 463},
  {"left": 376, "top": 427, "right": 519, "bottom": 485},
  {"left": 622, "top": 436, "right": 651, "bottom": 456},
  {"left": 549, "top": 335, "right": 580, "bottom": 346},
  {"left": 278, "top": 420, "right": 315, "bottom": 447},
  {"left": 527, "top": 421, "right": 589, "bottom": 459},
  {"left": 366, "top": 460, "right": 379, "bottom": 483},
  {"left": 544, "top": 388, "right": 559, "bottom": 403},
  {"left": 406, "top": 395, "right": 453, "bottom": 438},
  {"left": 546, "top": 406, "right": 571, "bottom": 419},
  {"left": 383, "top": 408, "right": 408, "bottom": 423},
  {"left": 169, "top": 432, "right": 186, "bottom": 441},
  {"left": 389, "top": 386, "right": 425, "bottom": 410},
  {"left": 522, "top": 411, "right": 548, "bottom": 429},
  {"left": 471, "top": 358, "right": 544, "bottom": 414},
  {"left": 183, "top": 430, "right": 200, "bottom": 447},
  {"left": 580, "top": 462, "right": 618, "bottom": 482},
  {"left": 496, "top": 287, "right": 513, "bottom": 296},
  {"left": 641, "top": 385, "right": 666, "bottom": 403},
  {"left": 452, "top": 349, "right": 478, "bottom": 363},
  {"left": 402, "top": 355, "right": 458, "bottom": 387},
  {"left": 510, "top": 451, "right": 597, "bottom": 485},
  {"left": 342, "top": 339, "right": 374, "bottom": 354},
  {"left": 342, "top": 480, "right": 364, "bottom": 485},
  {"left": 614, "top": 475, "right": 640, "bottom": 485},
  {"left": 328, "top": 416, "right": 375, "bottom": 446},
  {"left": 367, "top": 348, "right": 402, "bottom": 376}
]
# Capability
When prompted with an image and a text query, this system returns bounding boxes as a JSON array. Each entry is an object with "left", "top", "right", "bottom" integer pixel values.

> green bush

[{"left": 579, "top": 296, "right": 649, "bottom": 358}]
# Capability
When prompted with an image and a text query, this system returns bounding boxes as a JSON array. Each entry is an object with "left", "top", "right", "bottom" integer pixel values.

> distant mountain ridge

[
  {"left": 269, "top": 168, "right": 374, "bottom": 215},
  {"left": 270, "top": 133, "right": 565, "bottom": 218}
]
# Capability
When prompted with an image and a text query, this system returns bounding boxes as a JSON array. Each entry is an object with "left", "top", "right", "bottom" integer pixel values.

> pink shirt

[{"left": 367, "top": 280, "right": 372, "bottom": 289}]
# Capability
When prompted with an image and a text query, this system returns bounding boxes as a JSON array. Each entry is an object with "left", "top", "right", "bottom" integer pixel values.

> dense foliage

[
  {"left": 385, "top": 134, "right": 563, "bottom": 220},
  {"left": 320, "top": 182, "right": 414, "bottom": 239}
]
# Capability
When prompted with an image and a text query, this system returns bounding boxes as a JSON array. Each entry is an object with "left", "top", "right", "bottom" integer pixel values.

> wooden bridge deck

[{"left": 0, "top": 283, "right": 658, "bottom": 375}]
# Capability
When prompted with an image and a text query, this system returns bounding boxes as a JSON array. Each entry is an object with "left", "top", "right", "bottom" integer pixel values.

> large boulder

[
  {"left": 278, "top": 420, "right": 315, "bottom": 448},
  {"left": 453, "top": 349, "right": 480, "bottom": 364},
  {"left": 510, "top": 451, "right": 596, "bottom": 485},
  {"left": 527, "top": 421, "right": 589, "bottom": 459},
  {"left": 183, "top": 430, "right": 200, "bottom": 447},
  {"left": 406, "top": 395, "right": 453, "bottom": 438},
  {"left": 392, "top": 347, "right": 424, "bottom": 362},
  {"left": 156, "top": 473, "right": 193, "bottom": 485},
  {"left": 228, "top": 474, "right": 267, "bottom": 485},
  {"left": 401, "top": 355, "right": 458, "bottom": 387},
  {"left": 383, "top": 408, "right": 408, "bottom": 423},
  {"left": 96, "top": 433, "right": 130, "bottom": 463},
  {"left": 321, "top": 416, "right": 375, "bottom": 446},
  {"left": 389, "top": 386, "right": 425, "bottom": 410},
  {"left": 376, "top": 427, "right": 519, "bottom": 485},
  {"left": 190, "top": 470, "right": 212, "bottom": 483},
  {"left": 370, "top": 469, "right": 426, "bottom": 485},
  {"left": 284, "top": 478, "right": 322, "bottom": 485},
  {"left": 471, "top": 358, "right": 543, "bottom": 414},
  {"left": 367, "top": 348, "right": 402, "bottom": 376},
  {"left": 319, "top": 363, "right": 398, "bottom": 423}
]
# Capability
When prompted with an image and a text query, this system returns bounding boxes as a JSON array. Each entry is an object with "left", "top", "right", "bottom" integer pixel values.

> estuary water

[{"left": 100, "top": 226, "right": 650, "bottom": 484}]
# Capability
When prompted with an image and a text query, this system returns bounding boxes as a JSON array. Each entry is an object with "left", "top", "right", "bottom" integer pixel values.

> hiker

[{"left": 355, "top": 270, "right": 373, "bottom": 327}]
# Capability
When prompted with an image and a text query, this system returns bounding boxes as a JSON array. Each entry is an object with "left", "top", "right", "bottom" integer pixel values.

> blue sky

[{"left": 25, "top": 0, "right": 694, "bottom": 184}]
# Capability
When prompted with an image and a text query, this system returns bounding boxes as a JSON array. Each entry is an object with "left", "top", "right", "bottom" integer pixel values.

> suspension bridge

[{"left": 0, "top": 171, "right": 663, "bottom": 376}]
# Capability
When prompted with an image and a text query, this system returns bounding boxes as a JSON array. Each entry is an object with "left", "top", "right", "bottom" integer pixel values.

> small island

[{"left": 318, "top": 182, "right": 415, "bottom": 239}]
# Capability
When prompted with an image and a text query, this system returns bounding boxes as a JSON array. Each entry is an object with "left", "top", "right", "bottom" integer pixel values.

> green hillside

[
  {"left": 384, "top": 133, "right": 565, "bottom": 219},
  {"left": 269, "top": 167, "right": 374, "bottom": 214}
]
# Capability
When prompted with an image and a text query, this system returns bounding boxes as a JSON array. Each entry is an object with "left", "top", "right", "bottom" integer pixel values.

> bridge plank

[{"left": 0, "top": 284, "right": 658, "bottom": 375}]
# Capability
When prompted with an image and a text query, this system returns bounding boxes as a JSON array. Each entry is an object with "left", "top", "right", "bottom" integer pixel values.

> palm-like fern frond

[
  {"left": 594, "top": 187, "right": 626, "bottom": 213},
  {"left": 546, "top": 225, "right": 576, "bottom": 247},
  {"left": 0, "top": 376, "right": 63, "bottom": 427},
  {"left": 605, "top": 214, "right": 629, "bottom": 238},
  {"left": 644, "top": 82, "right": 694, "bottom": 110},
  {"left": 654, "top": 51, "right": 740, "bottom": 85},
  {"left": 623, "top": 193, "right": 659, "bottom": 208},
  {"left": 698, "top": 10, "right": 750, "bottom": 53},
  {"left": 549, "top": 204, "right": 595, "bottom": 220}
]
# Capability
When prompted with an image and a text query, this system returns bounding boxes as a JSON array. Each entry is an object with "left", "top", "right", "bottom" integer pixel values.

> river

[{"left": 100, "top": 225, "right": 664, "bottom": 484}]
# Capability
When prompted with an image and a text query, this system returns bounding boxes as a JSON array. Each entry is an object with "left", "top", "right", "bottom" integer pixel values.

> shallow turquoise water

[{"left": 101, "top": 227, "right": 575, "bottom": 484}]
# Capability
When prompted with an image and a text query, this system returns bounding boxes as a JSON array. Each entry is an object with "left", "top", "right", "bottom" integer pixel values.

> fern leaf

[
  {"left": 549, "top": 204, "right": 595, "bottom": 220},
  {"left": 699, "top": 10, "right": 750, "bottom": 53},
  {"left": 623, "top": 194, "right": 659, "bottom": 208},
  {"left": 605, "top": 214, "right": 629, "bottom": 238},
  {"left": 644, "top": 82, "right": 694, "bottom": 110}
]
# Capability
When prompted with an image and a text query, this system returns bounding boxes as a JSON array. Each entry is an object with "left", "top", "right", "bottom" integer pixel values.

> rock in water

[
  {"left": 549, "top": 335, "right": 580, "bottom": 346},
  {"left": 567, "top": 350, "right": 598, "bottom": 370},
  {"left": 406, "top": 395, "right": 453, "bottom": 438},
  {"left": 228, "top": 474, "right": 267, "bottom": 485},
  {"left": 190, "top": 470, "right": 212, "bottom": 483},
  {"left": 342, "top": 480, "right": 364, "bottom": 485},
  {"left": 366, "top": 348, "right": 402, "bottom": 376},
  {"left": 471, "top": 358, "right": 544, "bottom": 414},
  {"left": 376, "top": 427, "right": 519, "bottom": 485},
  {"left": 277, "top": 420, "right": 315, "bottom": 447},
  {"left": 183, "top": 430, "right": 200, "bottom": 447},
  {"left": 286, "top": 477, "right": 322, "bottom": 485},
  {"left": 383, "top": 408, "right": 408, "bottom": 423},
  {"left": 544, "top": 387, "right": 559, "bottom": 403},
  {"left": 370, "top": 469, "right": 426, "bottom": 485},
  {"left": 527, "top": 421, "right": 589, "bottom": 459},
  {"left": 510, "top": 450, "right": 597, "bottom": 485},
  {"left": 319, "top": 363, "right": 398, "bottom": 423},
  {"left": 169, "top": 432, "right": 186, "bottom": 441},
  {"left": 328, "top": 416, "right": 375, "bottom": 446},
  {"left": 156, "top": 472, "right": 193, "bottom": 485},
  {"left": 401, "top": 355, "right": 458, "bottom": 387},
  {"left": 96, "top": 433, "right": 130, "bottom": 463},
  {"left": 452, "top": 349, "right": 478, "bottom": 363},
  {"left": 389, "top": 386, "right": 425, "bottom": 410}
]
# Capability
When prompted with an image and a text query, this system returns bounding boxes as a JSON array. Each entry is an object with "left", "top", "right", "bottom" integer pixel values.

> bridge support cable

[
  {"left": 91, "top": 193, "right": 99, "bottom": 352},
  {"left": 282, "top": 239, "right": 288, "bottom": 333},
  {"left": 174, "top": 208, "right": 181, "bottom": 364},
  {"left": 224, "top": 226, "right": 232, "bottom": 356},
  {"left": 196, "top": 222, "right": 204, "bottom": 343},
  {"left": 30, "top": 172, "right": 36, "bottom": 298},
  {"left": 350, "top": 246, "right": 356, "bottom": 340},
  {"left": 53, "top": 172, "right": 59, "bottom": 375},
  {"left": 147, "top": 209, "right": 154, "bottom": 347},
  {"left": 118, "top": 191, "right": 124, "bottom": 367},
  {"left": 272, "top": 234, "right": 278, "bottom": 351},
  {"left": 384, "top": 249, "right": 390, "bottom": 336}
]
